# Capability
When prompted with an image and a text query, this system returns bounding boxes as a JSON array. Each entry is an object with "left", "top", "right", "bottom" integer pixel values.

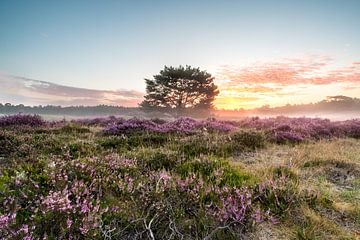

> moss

[{"left": 221, "top": 165, "right": 259, "bottom": 187}]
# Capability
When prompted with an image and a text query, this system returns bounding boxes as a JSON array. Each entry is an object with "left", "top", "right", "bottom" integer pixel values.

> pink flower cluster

[
  {"left": 41, "top": 189, "right": 73, "bottom": 212},
  {"left": 216, "top": 188, "right": 253, "bottom": 222}
]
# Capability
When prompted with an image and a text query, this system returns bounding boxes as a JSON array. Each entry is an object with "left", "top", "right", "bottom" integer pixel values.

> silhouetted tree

[{"left": 140, "top": 65, "right": 219, "bottom": 116}]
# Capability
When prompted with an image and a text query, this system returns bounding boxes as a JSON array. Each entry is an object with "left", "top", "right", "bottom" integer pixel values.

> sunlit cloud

[
  {"left": 215, "top": 56, "right": 360, "bottom": 109},
  {"left": 218, "top": 56, "right": 360, "bottom": 86},
  {"left": 0, "top": 74, "right": 144, "bottom": 107}
]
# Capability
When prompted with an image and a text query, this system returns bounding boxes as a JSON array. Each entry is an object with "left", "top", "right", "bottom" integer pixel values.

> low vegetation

[{"left": 0, "top": 114, "right": 359, "bottom": 239}]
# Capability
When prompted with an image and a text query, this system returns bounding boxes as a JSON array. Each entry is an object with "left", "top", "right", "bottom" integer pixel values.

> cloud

[
  {"left": 213, "top": 56, "right": 360, "bottom": 109},
  {"left": 218, "top": 56, "right": 360, "bottom": 86},
  {"left": 0, "top": 74, "right": 144, "bottom": 107}
]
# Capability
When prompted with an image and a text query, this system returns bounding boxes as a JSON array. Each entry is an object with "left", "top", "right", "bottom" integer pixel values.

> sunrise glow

[{"left": 0, "top": 1, "right": 359, "bottom": 110}]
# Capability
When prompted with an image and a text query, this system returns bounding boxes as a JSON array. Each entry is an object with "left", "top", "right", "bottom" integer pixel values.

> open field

[{"left": 0, "top": 115, "right": 359, "bottom": 239}]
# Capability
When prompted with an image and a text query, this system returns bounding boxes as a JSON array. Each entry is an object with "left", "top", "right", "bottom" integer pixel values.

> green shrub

[
  {"left": 221, "top": 166, "right": 258, "bottom": 187},
  {"left": 230, "top": 130, "right": 266, "bottom": 151},
  {"left": 126, "top": 133, "right": 170, "bottom": 147},
  {"left": 176, "top": 135, "right": 234, "bottom": 158},
  {"left": 255, "top": 169, "right": 299, "bottom": 217},
  {"left": 67, "top": 141, "right": 97, "bottom": 159},
  {"left": 97, "top": 136, "right": 126, "bottom": 149},
  {"left": 126, "top": 148, "right": 180, "bottom": 171},
  {"left": 272, "top": 166, "right": 298, "bottom": 180},
  {"left": 176, "top": 158, "right": 223, "bottom": 178},
  {"left": 58, "top": 124, "right": 91, "bottom": 134},
  {"left": 0, "top": 131, "right": 19, "bottom": 156}
]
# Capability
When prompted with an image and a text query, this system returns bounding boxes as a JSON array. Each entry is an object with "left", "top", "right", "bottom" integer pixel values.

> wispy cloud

[
  {"left": 214, "top": 56, "right": 360, "bottom": 109},
  {"left": 0, "top": 74, "right": 144, "bottom": 106},
  {"left": 218, "top": 56, "right": 360, "bottom": 86}
]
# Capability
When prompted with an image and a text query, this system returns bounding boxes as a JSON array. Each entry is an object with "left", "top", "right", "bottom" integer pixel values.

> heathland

[{"left": 0, "top": 114, "right": 359, "bottom": 239}]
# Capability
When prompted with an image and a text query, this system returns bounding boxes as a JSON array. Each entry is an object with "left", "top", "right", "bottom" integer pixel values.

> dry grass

[{"left": 238, "top": 139, "right": 360, "bottom": 239}]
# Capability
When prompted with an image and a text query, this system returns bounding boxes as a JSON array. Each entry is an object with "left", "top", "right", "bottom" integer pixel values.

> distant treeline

[
  {"left": 0, "top": 104, "right": 142, "bottom": 116},
  {"left": 1, "top": 95, "right": 360, "bottom": 117},
  {"left": 254, "top": 95, "right": 360, "bottom": 114}
]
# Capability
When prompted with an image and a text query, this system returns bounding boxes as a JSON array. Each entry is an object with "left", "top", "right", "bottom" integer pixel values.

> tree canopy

[{"left": 140, "top": 65, "right": 219, "bottom": 115}]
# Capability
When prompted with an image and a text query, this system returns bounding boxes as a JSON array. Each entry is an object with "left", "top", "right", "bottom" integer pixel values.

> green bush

[
  {"left": 58, "top": 124, "right": 91, "bottom": 134},
  {"left": 230, "top": 130, "right": 266, "bottom": 151},
  {"left": 126, "top": 148, "right": 180, "bottom": 171},
  {"left": 0, "top": 131, "right": 19, "bottom": 156}
]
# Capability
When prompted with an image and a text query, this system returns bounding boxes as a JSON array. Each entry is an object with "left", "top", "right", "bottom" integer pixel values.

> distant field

[{"left": 0, "top": 115, "right": 359, "bottom": 239}]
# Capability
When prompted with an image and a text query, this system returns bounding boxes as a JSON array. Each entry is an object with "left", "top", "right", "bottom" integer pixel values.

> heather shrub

[
  {"left": 103, "top": 117, "right": 236, "bottom": 135},
  {"left": 271, "top": 131, "right": 305, "bottom": 144},
  {"left": 230, "top": 130, "right": 266, "bottom": 150},
  {"left": 176, "top": 158, "right": 257, "bottom": 187},
  {"left": 97, "top": 136, "right": 126, "bottom": 149},
  {"left": 176, "top": 158, "right": 223, "bottom": 178},
  {"left": 272, "top": 166, "right": 298, "bottom": 180},
  {"left": 103, "top": 118, "right": 159, "bottom": 135},
  {"left": 72, "top": 116, "right": 124, "bottom": 126},
  {"left": 57, "top": 124, "right": 91, "bottom": 134},
  {"left": 2, "top": 116, "right": 359, "bottom": 239},
  {"left": 68, "top": 141, "right": 97, "bottom": 159},
  {"left": 342, "top": 119, "right": 360, "bottom": 139},
  {"left": 125, "top": 148, "right": 180, "bottom": 171},
  {"left": 239, "top": 116, "right": 360, "bottom": 142},
  {"left": 174, "top": 131, "right": 266, "bottom": 159},
  {"left": 98, "top": 133, "right": 172, "bottom": 152},
  {"left": 221, "top": 165, "right": 258, "bottom": 187},
  {"left": 0, "top": 131, "right": 19, "bottom": 157},
  {"left": 0, "top": 114, "right": 45, "bottom": 128},
  {"left": 255, "top": 175, "right": 299, "bottom": 217},
  {"left": 125, "top": 133, "right": 171, "bottom": 147},
  {"left": 175, "top": 134, "right": 242, "bottom": 158},
  {"left": 177, "top": 136, "right": 233, "bottom": 158},
  {"left": 150, "top": 118, "right": 167, "bottom": 124},
  {"left": 27, "top": 134, "right": 66, "bottom": 155}
]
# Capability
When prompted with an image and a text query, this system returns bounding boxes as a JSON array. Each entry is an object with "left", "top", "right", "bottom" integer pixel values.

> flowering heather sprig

[
  {"left": 41, "top": 189, "right": 73, "bottom": 213},
  {"left": 0, "top": 114, "right": 45, "bottom": 127},
  {"left": 251, "top": 208, "right": 278, "bottom": 224},
  {"left": 255, "top": 175, "right": 297, "bottom": 216},
  {"left": 214, "top": 188, "right": 253, "bottom": 223},
  {"left": 0, "top": 213, "right": 16, "bottom": 229},
  {"left": 104, "top": 153, "right": 136, "bottom": 169}
]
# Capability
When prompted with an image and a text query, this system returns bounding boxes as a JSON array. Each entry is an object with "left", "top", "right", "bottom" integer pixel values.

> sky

[{"left": 0, "top": 0, "right": 359, "bottom": 109}]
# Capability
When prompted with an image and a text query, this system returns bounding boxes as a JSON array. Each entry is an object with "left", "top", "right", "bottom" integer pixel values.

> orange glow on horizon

[{"left": 212, "top": 57, "right": 360, "bottom": 110}]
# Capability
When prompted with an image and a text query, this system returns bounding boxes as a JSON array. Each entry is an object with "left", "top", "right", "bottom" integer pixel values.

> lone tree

[{"left": 140, "top": 65, "right": 219, "bottom": 116}]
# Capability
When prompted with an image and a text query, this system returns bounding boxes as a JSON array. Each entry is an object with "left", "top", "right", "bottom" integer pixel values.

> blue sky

[{"left": 0, "top": 0, "right": 359, "bottom": 108}]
